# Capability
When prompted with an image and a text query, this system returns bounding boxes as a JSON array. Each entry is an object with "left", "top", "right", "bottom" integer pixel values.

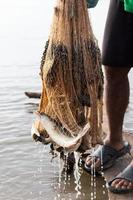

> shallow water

[
  {"left": 0, "top": 64, "right": 109, "bottom": 200},
  {"left": 0, "top": 1, "right": 133, "bottom": 200}
]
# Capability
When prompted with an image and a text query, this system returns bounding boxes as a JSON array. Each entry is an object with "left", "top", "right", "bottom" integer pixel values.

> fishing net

[{"left": 36, "top": 0, "right": 104, "bottom": 151}]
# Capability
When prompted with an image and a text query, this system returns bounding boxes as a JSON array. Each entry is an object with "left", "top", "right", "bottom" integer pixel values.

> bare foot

[{"left": 110, "top": 162, "right": 133, "bottom": 190}]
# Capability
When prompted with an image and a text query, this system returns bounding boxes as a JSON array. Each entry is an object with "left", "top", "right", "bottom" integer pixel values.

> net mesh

[{"left": 37, "top": 0, "right": 104, "bottom": 151}]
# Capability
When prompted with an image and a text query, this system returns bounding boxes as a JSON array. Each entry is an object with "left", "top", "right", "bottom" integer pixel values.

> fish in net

[{"left": 32, "top": 0, "right": 104, "bottom": 152}]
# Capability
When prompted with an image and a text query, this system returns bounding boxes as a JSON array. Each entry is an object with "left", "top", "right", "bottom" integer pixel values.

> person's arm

[{"left": 86, "top": 0, "right": 99, "bottom": 8}]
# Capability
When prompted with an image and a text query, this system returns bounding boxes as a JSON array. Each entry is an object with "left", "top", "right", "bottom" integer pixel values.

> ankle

[{"left": 104, "top": 138, "right": 124, "bottom": 150}]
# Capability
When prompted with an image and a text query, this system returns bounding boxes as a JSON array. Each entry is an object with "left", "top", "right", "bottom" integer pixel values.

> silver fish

[
  {"left": 31, "top": 112, "right": 90, "bottom": 150},
  {"left": 31, "top": 122, "right": 51, "bottom": 144}
]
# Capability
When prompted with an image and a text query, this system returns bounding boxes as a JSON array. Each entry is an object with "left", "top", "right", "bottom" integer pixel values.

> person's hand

[{"left": 86, "top": 0, "right": 99, "bottom": 8}]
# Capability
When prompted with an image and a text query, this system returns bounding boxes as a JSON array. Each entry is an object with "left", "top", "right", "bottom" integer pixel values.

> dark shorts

[{"left": 102, "top": 0, "right": 133, "bottom": 67}]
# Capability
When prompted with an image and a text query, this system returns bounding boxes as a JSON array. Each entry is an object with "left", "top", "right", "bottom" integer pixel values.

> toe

[
  {"left": 93, "top": 158, "right": 101, "bottom": 169},
  {"left": 127, "top": 182, "right": 133, "bottom": 190},
  {"left": 86, "top": 157, "right": 93, "bottom": 166},
  {"left": 111, "top": 179, "right": 121, "bottom": 187},
  {"left": 116, "top": 180, "right": 126, "bottom": 189},
  {"left": 85, "top": 156, "right": 101, "bottom": 171},
  {"left": 111, "top": 179, "right": 133, "bottom": 190},
  {"left": 86, "top": 156, "right": 97, "bottom": 165},
  {"left": 86, "top": 156, "right": 92, "bottom": 163},
  {"left": 123, "top": 180, "right": 130, "bottom": 187}
]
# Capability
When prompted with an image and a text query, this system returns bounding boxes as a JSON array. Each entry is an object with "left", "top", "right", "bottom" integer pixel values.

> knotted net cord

[{"left": 37, "top": 0, "right": 103, "bottom": 151}]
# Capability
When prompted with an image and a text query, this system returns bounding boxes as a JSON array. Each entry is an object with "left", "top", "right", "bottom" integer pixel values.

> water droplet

[
  {"left": 73, "top": 152, "right": 82, "bottom": 198},
  {"left": 103, "top": 190, "right": 106, "bottom": 195},
  {"left": 57, "top": 193, "right": 60, "bottom": 198}
]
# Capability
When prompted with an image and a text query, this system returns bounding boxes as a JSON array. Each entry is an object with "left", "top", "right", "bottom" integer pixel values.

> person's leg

[
  {"left": 93, "top": 0, "right": 133, "bottom": 192},
  {"left": 104, "top": 68, "right": 133, "bottom": 191},
  {"left": 86, "top": 66, "right": 133, "bottom": 189},
  {"left": 105, "top": 66, "right": 133, "bottom": 190},
  {"left": 104, "top": 66, "right": 130, "bottom": 149}
]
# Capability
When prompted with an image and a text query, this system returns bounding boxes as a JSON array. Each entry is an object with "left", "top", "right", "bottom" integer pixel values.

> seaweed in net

[{"left": 40, "top": 40, "right": 49, "bottom": 79}]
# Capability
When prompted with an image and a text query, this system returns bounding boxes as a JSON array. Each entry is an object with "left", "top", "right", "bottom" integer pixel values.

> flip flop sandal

[
  {"left": 107, "top": 165, "right": 133, "bottom": 194},
  {"left": 84, "top": 142, "right": 131, "bottom": 174}
]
